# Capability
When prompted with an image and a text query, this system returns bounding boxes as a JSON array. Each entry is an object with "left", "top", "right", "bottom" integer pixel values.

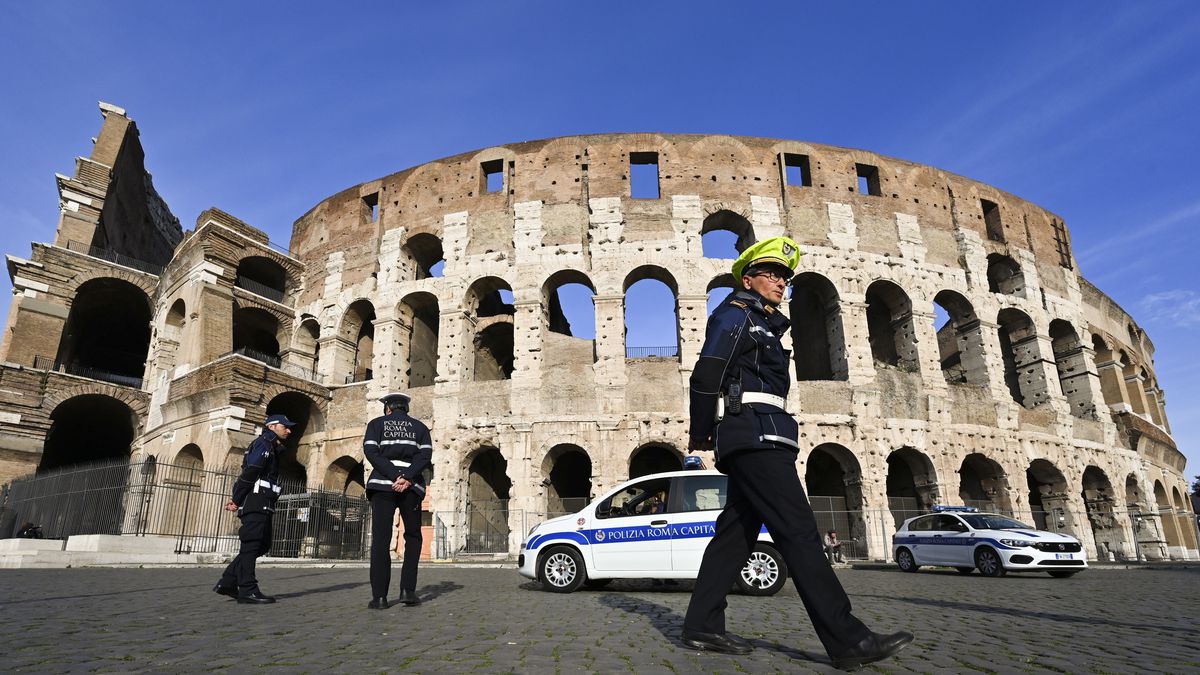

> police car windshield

[{"left": 961, "top": 514, "right": 1032, "bottom": 530}]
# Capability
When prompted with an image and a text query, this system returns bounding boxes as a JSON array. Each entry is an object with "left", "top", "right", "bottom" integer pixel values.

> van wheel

[
  {"left": 736, "top": 544, "right": 788, "bottom": 596},
  {"left": 539, "top": 546, "right": 586, "bottom": 593},
  {"left": 895, "top": 547, "right": 919, "bottom": 573},
  {"left": 974, "top": 547, "right": 1006, "bottom": 577}
]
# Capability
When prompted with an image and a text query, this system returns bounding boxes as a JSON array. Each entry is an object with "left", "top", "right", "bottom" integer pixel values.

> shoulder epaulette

[{"left": 729, "top": 300, "right": 747, "bottom": 308}]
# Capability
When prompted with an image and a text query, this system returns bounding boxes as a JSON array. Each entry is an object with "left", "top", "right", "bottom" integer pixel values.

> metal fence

[
  {"left": 235, "top": 275, "right": 287, "bottom": 304},
  {"left": 30, "top": 354, "right": 144, "bottom": 389},
  {"left": 65, "top": 239, "right": 164, "bottom": 276},
  {"left": 1, "top": 458, "right": 368, "bottom": 559},
  {"left": 626, "top": 346, "right": 679, "bottom": 358}
]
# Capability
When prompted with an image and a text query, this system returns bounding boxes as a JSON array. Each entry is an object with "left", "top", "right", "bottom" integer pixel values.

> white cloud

[{"left": 1140, "top": 290, "right": 1200, "bottom": 327}]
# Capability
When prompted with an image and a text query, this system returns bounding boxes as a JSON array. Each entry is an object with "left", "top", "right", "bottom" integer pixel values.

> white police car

[
  {"left": 518, "top": 467, "right": 787, "bottom": 595},
  {"left": 892, "top": 506, "right": 1088, "bottom": 578}
]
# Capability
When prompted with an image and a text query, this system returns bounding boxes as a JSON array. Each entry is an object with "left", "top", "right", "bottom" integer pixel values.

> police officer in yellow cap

[
  {"left": 682, "top": 237, "right": 913, "bottom": 669},
  {"left": 363, "top": 392, "right": 433, "bottom": 609}
]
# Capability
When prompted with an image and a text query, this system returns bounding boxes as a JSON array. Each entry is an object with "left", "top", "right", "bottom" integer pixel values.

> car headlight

[{"left": 999, "top": 539, "right": 1034, "bottom": 548}]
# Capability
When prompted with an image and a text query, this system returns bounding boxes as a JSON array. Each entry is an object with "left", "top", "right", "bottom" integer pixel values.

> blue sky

[{"left": 1, "top": 2, "right": 1197, "bottom": 480}]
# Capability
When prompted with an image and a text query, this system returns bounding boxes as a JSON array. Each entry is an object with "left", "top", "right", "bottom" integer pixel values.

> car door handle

[
  {"left": 651, "top": 520, "right": 668, "bottom": 527},
  {"left": 933, "top": 534, "right": 943, "bottom": 538}
]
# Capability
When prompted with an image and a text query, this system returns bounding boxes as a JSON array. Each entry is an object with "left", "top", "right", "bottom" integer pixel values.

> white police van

[
  {"left": 517, "top": 466, "right": 787, "bottom": 595},
  {"left": 892, "top": 506, "right": 1088, "bottom": 578}
]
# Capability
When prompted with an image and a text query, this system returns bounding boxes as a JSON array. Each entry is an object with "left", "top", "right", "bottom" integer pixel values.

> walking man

[
  {"left": 364, "top": 392, "right": 433, "bottom": 609},
  {"left": 682, "top": 237, "right": 913, "bottom": 670},
  {"left": 214, "top": 413, "right": 295, "bottom": 604}
]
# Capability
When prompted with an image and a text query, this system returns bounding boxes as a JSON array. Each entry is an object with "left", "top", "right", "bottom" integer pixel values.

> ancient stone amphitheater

[{"left": 1, "top": 103, "right": 1195, "bottom": 562}]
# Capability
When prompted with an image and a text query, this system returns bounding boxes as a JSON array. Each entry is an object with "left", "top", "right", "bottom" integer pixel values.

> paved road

[{"left": 1, "top": 565, "right": 1197, "bottom": 673}]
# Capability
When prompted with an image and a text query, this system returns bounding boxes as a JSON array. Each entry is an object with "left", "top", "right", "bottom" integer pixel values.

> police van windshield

[{"left": 961, "top": 514, "right": 1033, "bottom": 530}]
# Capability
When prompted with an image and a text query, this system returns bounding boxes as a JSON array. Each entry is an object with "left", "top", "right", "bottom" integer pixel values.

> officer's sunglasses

[{"left": 749, "top": 269, "right": 791, "bottom": 283}]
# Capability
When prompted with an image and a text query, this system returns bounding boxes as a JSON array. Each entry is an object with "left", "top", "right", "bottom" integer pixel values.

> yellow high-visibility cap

[{"left": 731, "top": 236, "right": 802, "bottom": 280}]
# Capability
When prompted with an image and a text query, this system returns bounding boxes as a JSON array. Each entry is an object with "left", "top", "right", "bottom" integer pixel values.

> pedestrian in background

[
  {"left": 214, "top": 413, "right": 295, "bottom": 604},
  {"left": 682, "top": 237, "right": 913, "bottom": 670},
  {"left": 363, "top": 392, "right": 433, "bottom": 609}
]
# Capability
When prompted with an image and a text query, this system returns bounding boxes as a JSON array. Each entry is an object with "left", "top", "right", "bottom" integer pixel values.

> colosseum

[{"left": 0, "top": 102, "right": 1195, "bottom": 563}]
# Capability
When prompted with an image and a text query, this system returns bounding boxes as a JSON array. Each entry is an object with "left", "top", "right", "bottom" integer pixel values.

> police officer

[
  {"left": 214, "top": 413, "right": 295, "bottom": 604},
  {"left": 682, "top": 237, "right": 914, "bottom": 670},
  {"left": 364, "top": 392, "right": 432, "bottom": 609}
]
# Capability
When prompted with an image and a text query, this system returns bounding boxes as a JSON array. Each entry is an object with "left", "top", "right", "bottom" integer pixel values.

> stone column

[
  {"left": 677, "top": 293, "right": 708, "bottom": 372},
  {"left": 592, "top": 294, "right": 627, "bottom": 414},
  {"left": 837, "top": 300, "right": 876, "bottom": 386},
  {"left": 510, "top": 298, "right": 542, "bottom": 416},
  {"left": 1095, "top": 356, "right": 1131, "bottom": 413},
  {"left": 910, "top": 308, "right": 946, "bottom": 392}
]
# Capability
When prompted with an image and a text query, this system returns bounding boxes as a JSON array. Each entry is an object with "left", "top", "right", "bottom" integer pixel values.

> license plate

[{"left": 1054, "top": 553, "right": 1073, "bottom": 560}]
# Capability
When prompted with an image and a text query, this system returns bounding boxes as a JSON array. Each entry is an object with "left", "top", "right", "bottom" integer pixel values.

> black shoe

[
  {"left": 681, "top": 629, "right": 754, "bottom": 655},
  {"left": 213, "top": 583, "right": 238, "bottom": 599},
  {"left": 236, "top": 590, "right": 277, "bottom": 604},
  {"left": 398, "top": 589, "right": 421, "bottom": 606},
  {"left": 831, "top": 631, "right": 913, "bottom": 671},
  {"left": 367, "top": 597, "right": 389, "bottom": 610}
]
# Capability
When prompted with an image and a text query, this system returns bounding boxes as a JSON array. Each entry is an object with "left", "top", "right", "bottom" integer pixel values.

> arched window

[
  {"left": 294, "top": 317, "right": 321, "bottom": 379},
  {"left": 466, "top": 277, "right": 515, "bottom": 382},
  {"left": 235, "top": 256, "right": 287, "bottom": 303},
  {"left": 1048, "top": 320, "right": 1096, "bottom": 419},
  {"left": 932, "top": 290, "right": 986, "bottom": 386},
  {"left": 706, "top": 274, "right": 737, "bottom": 315},
  {"left": 543, "top": 270, "right": 597, "bottom": 364},
  {"left": 338, "top": 300, "right": 376, "bottom": 383},
  {"left": 790, "top": 273, "right": 846, "bottom": 381},
  {"left": 398, "top": 292, "right": 440, "bottom": 388},
  {"left": 55, "top": 278, "right": 152, "bottom": 387},
  {"left": 165, "top": 299, "right": 186, "bottom": 338},
  {"left": 404, "top": 233, "right": 445, "bottom": 279},
  {"left": 700, "top": 210, "right": 755, "bottom": 258},
  {"left": 865, "top": 280, "right": 917, "bottom": 371},
  {"left": 629, "top": 443, "right": 683, "bottom": 478},
  {"left": 542, "top": 444, "right": 592, "bottom": 515},
  {"left": 232, "top": 306, "right": 282, "bottom": 367},
  {"left": 38, "top": 394, "right": 136, "bottom": 473},
  {"left": 996, "top": 308, "right": 1045, "bottom": 408},
  {"left": 623, "top": 266, "right": 679, "bottom": 360},
  {"left": 986, "top": 254, "right": 1025, "bottom": 296}
]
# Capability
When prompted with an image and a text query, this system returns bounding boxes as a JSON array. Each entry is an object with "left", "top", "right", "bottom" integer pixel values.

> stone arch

[
  {"left": 463, "top": 446, "right": 513, "bottom": 553},
  {"left": 886, "top": 447, "right": 941, "bottom": 526},
  {"left": 542, "top": 269, "right": 597, "bottom": 366},
  {"left": 957, "top": 453, "right": 1013, "bottom": 513},
  {"left": 986, "top": 253, "right": 1025, "bottom": 296},
  {"left": 1119, "top": 352, "right": 1148, "bottom": 416},
  {"left": 629, "top": 442, "right": 683, "bottom": 479},
  {"left": 1026, "top": 458, "right": 1076, "bottom": 534},
  {"left": 1154, "top": 480, "right": 1182, "bottom": 552},
  {"left": 266, "top": 391, "right": 322, "bottom": 488},
  {"left": 38, "top": 394, "right": 138, "bottom": 473},
  {"left": 805, "top": 443, "right": 866, "bottom": 553},
  {"left": 541, "top": 443, "right": 593, "bottom": 516},
  {"left": 65, "top": 265, "right": 157, "bottom": 302},
  {"left": 790, "top": 272, "right": 847, "bottom": 381},
  {"left": 338, "top": 299, "right": 376, "bottom": 383},
  {"left": 997, "top": 308, "right": 1046, "bottom": 408},
  {"left": 464, "top": 276, "right": 514, "bottom": 317},
  {"left": 705, "top": 274, "right": 737, "bottom": 314},
  {"left": 403, "top": 232, "right": 445, "bottom": 280},
  {"left": 397, "top": 291, "right": 440, "bottom": 388},
  {"left": 293, "top": 316, "right": 321, "bottom": 378},
  {"left": 932, "top": 290, "right": 987, "bottom": 386},
  {"left": 235, "top": 255, "right": 289, "bottom": 302},
  {"left": 543, "top": 269, "right": 596, "bottom": 336},
  {"left": 165, "top": 298, "right": 186, "bottom": 335},
  {"left": 700, "top": 209, "right": 756, "bottom": 257},
  {"left": 54, "top": 277, "right": 152, "bottom": 388},
  {"left": 232, "top": 305, "right": 282, "bottom": 367},
  {"left": 1049, "top": 319, "right": 1097, "bottom": 419},
  {"left": 173, "top": 443, "right": 204, "bottom": 469},
  {"left": 1082, "top": 465, "right": 1127, "bottom": 561},
  {"left": 865, "top": 280, "right": 918, "bottom": 370},
  {"left": 324, "top": 455, "right": 365, "bottom": 497},
  {"left": 623, "top": 265, "right": 680, "bottom": 359}
]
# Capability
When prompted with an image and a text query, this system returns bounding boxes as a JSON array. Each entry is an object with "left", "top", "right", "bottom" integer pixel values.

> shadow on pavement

[
  {"left": 597, "top": 592, "right": 826, "bottom": 667},
  {"left": 273, "top": 580, "right": 368, "bottom": 599},
  {"left": 852, "top": 592, "right": 1194, "bottom": 634},
  {"left": 416, "top": 580, "right": 463, "bottom": 603}
]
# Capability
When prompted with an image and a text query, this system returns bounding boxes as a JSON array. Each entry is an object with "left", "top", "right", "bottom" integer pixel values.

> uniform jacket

[
  {"left": 232, "top": 429, "right": 283, "bottom": 514},
  {"left": 689, "top": 289, "right": 799, "bottom": 467},
  {"left": 363, "top": 410, "right": 433, "bottom": 496}
]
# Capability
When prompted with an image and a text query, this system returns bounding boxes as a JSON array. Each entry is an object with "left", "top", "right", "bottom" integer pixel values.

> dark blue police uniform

[
  {"left": 684, "top": 288, "right": 875, "bottom": 659},
  {"left": 364, "top": 401, "right": 432, "bottom": 607},
  {"left": 216, "top": 426, "right": 284, "bottom": 602}
]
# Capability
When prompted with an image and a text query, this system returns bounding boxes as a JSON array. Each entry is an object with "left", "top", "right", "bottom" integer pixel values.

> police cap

[
  {"left": 264, "top": 414, "right": 296, "bottom": 427},
  {"left": 379, "top": 392, "right": 411, "bottom": 406},
  {"left": 731, "top": 236, "right": 802, "bottom": 281}
]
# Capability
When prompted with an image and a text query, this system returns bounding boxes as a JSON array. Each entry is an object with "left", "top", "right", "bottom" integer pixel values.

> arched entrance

[
  {"left": 465, "top": 447, "right": 512, "bottom": 553},
  {"left": 1026, "top": 459, "right": 1075, "bottom": 534},
  {"left": 789, "top": 273, "right": 846, "bottom": 381},
  {"left": 629, "top": 443, "right": 682, "bottom": 479},
  {"left": 886, "top": 447, "right": 940, "bottom": 527},
  {"left": 805, "top": 444, "right": 865, "bottom": 557},
  {"left": 542, "top": 444, "right": 592, "bottom": 516},
  {"left": 1081, "top": 466, "right": 1127, "bottom": 561},
  {"left": 265, "top": 392, "right": 323, "bottom": 490},
  {"left": 55, "top": 278, "right": 151, "bottom": 387},
  {"left": 38, "top": 394, "right": 137, "bottom": 472},
  {"left": 324, "top": 456, "right": 365, "bottom": 497},
  {"left": 957, "top": 453, "right": 1013, "bottom": 514}
]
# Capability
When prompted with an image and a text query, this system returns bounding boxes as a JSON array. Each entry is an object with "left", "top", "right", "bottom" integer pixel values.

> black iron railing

[
  {"left": 233, "top": 346, "right": 282, "bottom": 369},
  {"left": 64, "top": 240, "right": 164, "bottom": 276},
  {"left": 235, "top": 275, "right": 287, "bottom": 304},
  {"left": 626, "top": 345, "right": 679, "bottom": 358},
  {"left": 28, "top": 355, "right": 143, "bottom": 389}
]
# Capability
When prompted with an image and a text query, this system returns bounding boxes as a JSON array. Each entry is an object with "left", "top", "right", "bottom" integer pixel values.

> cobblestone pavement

[{"left": 1, "top": 565, "right": 1198, "bottom": 673}]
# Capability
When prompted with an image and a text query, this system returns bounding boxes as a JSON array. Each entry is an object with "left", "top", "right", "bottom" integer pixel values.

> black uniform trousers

[
  {"left": 219, "top": 512, "right": 273, "bottom": 593},
  {"left": 369, "top": 489, "right": 424, "bottom": 599},
  {"left": 684, "top": 448, "right": 871, "bottom": 657}
]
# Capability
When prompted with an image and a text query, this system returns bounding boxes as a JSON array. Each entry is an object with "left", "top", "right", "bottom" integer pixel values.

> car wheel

[
  {"left": 539, "top": 546, "right": 586, "bottom": 593},
  {"left": 955, "top": 567, "right": 974, "bottom": 575},
  {"left": 895, "top": 547, "right": 919, "bottom": 573},
  {"left": 1048, "top": 571, "right": 1079, "bottom": 578},
  {"left": 974, "top": 547, "right": 1006, "bottom": 577},
  {"left": 736, "top": 544, "right": 788, "bottom": 596},
  {"left": 583, "top": 578, "right": 613, "bottom": 589}
]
